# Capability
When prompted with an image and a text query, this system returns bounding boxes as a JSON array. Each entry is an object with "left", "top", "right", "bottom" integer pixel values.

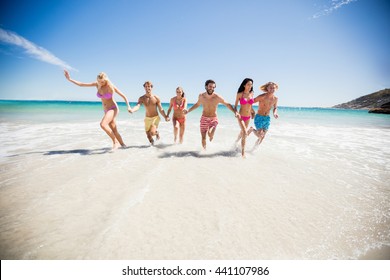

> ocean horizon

[
  {"left": 0, "top": 98, "right": 383, "bottom": 110},
  {"left": 0, "top": 99, "right": 389, "bottom": 259}
]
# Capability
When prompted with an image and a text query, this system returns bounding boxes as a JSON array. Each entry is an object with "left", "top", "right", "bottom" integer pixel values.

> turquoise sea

[
  {"left": 0, "top": 99, "right": 389, "bottom": 259},
  {"left": 1, "top": 100, "right": 389, "bottom": 128}
]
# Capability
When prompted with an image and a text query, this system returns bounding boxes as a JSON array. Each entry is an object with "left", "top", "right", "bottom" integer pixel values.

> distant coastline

[{"left": 333, "top": 89, "right": 390, "bottom": 114}]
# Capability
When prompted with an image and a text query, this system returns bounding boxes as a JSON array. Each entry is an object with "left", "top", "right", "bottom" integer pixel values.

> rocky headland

[{"left": 333, "top": 89, "right": 390, "bottom": 114}]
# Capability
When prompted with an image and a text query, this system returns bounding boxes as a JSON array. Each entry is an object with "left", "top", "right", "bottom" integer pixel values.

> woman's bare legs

[
  {"left": 173, "top": 119, "right": 179, "bottom": 143},
  {"left": 100, "top": 109, "right": 124, "bottom": 150},
  {"left": 109, "top": 120, "right": 126, "bottom": 147},
  {"left": 236, "top": 118, "right": 249, "bottom": 157},
  {"left": 179, "top": 122, "right": 185, "bottom": 144}
]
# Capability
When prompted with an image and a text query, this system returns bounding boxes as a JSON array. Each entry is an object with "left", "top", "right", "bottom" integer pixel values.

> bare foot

[
  {"left": 112, "top": 142, "right": 120, "bottom": 150},
  {"left": 256, "top": 139, "right": 263, "bottom": 146},
  {"left": 202, "top": 139, "right": 206, "bottom": 150},
  {"left": 208, "top": 131, "right": 213, "bottom": 142}
]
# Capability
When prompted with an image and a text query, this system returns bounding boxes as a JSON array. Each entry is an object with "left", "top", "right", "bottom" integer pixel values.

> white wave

[{"left": 1, "top": 111, "right": 389, "bottom": 259}]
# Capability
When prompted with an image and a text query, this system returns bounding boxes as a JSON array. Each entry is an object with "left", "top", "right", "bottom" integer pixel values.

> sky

[{"left": 0, "top": 0, "right": 389, "bottom": 107}]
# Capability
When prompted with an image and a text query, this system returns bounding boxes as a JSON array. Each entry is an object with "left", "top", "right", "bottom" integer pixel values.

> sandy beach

[{"left": 0, "top": 102, "right": 389, "bottom": 260}]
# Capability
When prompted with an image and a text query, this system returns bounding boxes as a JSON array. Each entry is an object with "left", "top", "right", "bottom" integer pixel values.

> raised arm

[
  {"left": 273, "top": 97, "right": 279, "bottom": 119},
  {"left": 64, "top": 70, "right": 96, "bottom": 87},
  {"left": 156, "top": 96, "right": 169, "bottom": 121},
  {"left": 113, "top": 85, "right": 132, "bottom": 112},
  {"left": 131, "top": 97, "right": 143, "bottom": 113},
  {"left": 219, "top": 95, "right": 239, "bottom": 117},
  {"left": 253, "top": 93, "right": 265, "bottom": 104},
  {"left": 166, "top": 98, "right": 174, "bottom": 119},
  {"left": 184, "top": 94, "right": 202, "bottom": 114},
  {"left": 234, "top": 93, "right": 241, "bottom": 111}
]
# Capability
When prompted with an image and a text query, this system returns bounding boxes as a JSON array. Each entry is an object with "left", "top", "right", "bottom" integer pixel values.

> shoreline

[{"left": 1, "top": 102, "right": 389, "bottom": 259}]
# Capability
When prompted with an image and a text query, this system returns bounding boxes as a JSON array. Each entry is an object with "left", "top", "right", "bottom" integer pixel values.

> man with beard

[{"left": 184, "top": 79, "right": 239, "bottom": 149}]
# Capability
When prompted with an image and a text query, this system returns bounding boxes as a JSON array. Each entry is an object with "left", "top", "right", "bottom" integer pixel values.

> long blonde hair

[
  {"left": 260, "top": 81, "right": 279, "bottom": 92},
  {"left": 97, "top": 72, "right": 114, "bottom": 92}
]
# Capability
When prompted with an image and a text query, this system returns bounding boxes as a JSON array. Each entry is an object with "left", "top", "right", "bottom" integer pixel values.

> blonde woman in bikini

[
  {"left": 166, "top": 87, "right": 187, "bottom": 144},
  {"left": 130, "top": 81, "right": 169, "bottom": 145},
  {"left": 234, "top": 78, "right": 255, "bottom": 158},
  {"left": 184, "top": 79, "right": 239, "bottom": 150},
  {"left": 248, "top": 81, "right": 279, "bottom": 147},
  {"left": 64, "top": 70, "right": 132, "bottom": 150}
]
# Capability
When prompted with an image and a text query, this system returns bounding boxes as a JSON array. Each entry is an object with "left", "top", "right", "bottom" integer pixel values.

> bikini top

[
  {"left": 240, "top": 97, "right": 254, "bottom": 105},
  {"left": 173, "top": 98, "right": 185, "bottom": 110},
  {"left": 97, "top": 92, "right": 113, "bottom": 99}
]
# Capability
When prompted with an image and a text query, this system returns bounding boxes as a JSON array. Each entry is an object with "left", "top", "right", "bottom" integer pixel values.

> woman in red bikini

[
  {"left": 166, "top": 87, "right": 187, "bottom": 144},
  {"left": 64, "top": 70, "right": 132, "bottom": 150},
  {"left": 234, "top": 78, "right": 255, "bottom": 158}
]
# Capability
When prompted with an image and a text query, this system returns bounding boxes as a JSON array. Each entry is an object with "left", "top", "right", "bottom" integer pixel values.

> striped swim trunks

[{"left": 200, "top": 115, "right": 218, "bottom": 133}]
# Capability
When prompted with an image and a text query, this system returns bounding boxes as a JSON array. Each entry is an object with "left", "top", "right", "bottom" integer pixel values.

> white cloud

[
  {"left": 0, "top": 27, "right": 77, "bottom": 71},
  {"left": 311, "top": 0, "right": 357, "bottom": 19}
]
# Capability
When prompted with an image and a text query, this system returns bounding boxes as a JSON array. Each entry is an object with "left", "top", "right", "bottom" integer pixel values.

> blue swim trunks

[{"left": 254, "top": 114, "right": 270, "bottom": 130}]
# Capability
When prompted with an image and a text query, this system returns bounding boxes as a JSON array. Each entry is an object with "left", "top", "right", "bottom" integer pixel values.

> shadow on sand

[
  {"left": 44, "top": 148, "right": 112, "bottom": 156},
  {"left": 158, "top": 148, "right": 240, "bottom": 158},
  {"left": 6, "top": 144, "right": 242, "bottom": 159},
  {"left": 6, "top": 144, "right": 160, "bottom": 158}
]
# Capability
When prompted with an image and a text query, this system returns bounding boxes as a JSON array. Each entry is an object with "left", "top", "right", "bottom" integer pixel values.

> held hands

[
  {"left": 183, "top": 109, "right": 188, "bottom": 115},
  {"left": 128, "top": 107, "right": 133, "bottom": 114},
  {"left": 165, "top": 116, "right": 170, "bottom": 122}
]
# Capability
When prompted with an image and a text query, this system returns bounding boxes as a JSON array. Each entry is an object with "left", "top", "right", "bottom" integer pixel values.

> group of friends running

[{"left": 64, "top": 70, "right": 279, "bottom": 158}]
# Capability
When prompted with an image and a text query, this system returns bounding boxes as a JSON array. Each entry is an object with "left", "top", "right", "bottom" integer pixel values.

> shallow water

[{"left": 0, "top": 101, "right": 389, "bottom": 259}]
